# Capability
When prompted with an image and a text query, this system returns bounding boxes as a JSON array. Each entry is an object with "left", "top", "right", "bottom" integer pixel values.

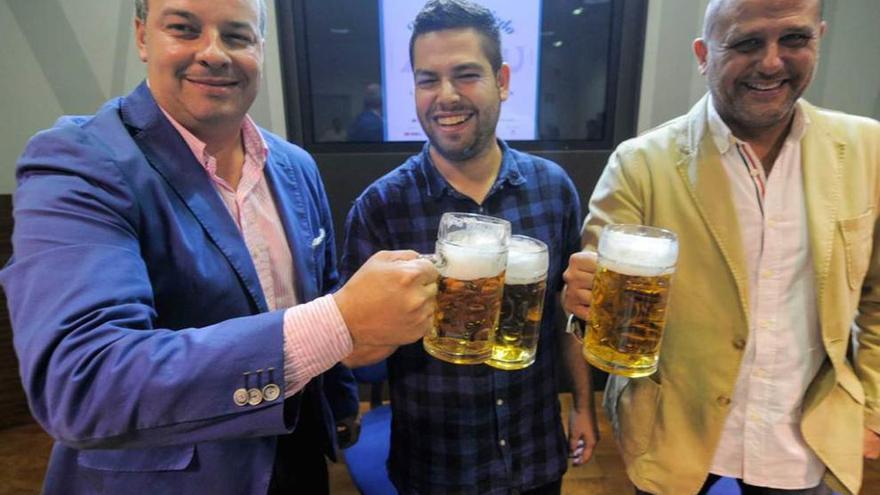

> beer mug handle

[
  {"left": 565, "top": 314, "right": 588, "bottom": 342},
  {"left": 418, "top": 253, "right": 447, "bottom": 270}
]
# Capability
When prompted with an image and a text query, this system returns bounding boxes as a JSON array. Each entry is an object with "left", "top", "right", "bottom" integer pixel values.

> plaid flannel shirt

[{"left": 340, "top": 141, "right": 582, "bottom": 494}]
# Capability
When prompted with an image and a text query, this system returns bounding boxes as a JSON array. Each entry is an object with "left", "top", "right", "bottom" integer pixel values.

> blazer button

[
  {"left": 263, "top": 383, "right": 281, "bottom": 402},
  {"left": 233, "top": 388, "right": 249, "bottom": 406},
  {"left": 716, "top": 395, "right": 731, "bottom": 406},
  {"left": 247, "top": 388, "right": 264, "bottom": 406},
  {"left": 732, "top": 338, "right": 746, "bottom": 350}
]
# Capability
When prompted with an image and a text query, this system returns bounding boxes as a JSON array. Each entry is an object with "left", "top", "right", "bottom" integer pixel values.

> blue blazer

[{"left": 0, "top": 83, "right": 358, "bottom": 494}]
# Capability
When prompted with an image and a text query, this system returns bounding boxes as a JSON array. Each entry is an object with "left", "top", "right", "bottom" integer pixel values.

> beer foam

[
  {"left": 599, "top": 229, "right": 677, "bottom": 277},
  {"left": 506, "top": 237, "right": 549, "bottom": 285},
  {"left": 438, "top": 236, "right": 507, "bottom": 280}
]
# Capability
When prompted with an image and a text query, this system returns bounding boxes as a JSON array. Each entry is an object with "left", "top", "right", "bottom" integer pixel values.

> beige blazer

[{"left": 582, "top": 95, "right": 880, "bottom": 495}]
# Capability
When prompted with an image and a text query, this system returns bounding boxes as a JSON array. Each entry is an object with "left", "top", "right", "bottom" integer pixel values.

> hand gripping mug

[
  {"left": 567, "top": 224, "right": 678, "bottom": 377},
  {"left": 422, "top": 212, "right": 511, "bottom": 365}
]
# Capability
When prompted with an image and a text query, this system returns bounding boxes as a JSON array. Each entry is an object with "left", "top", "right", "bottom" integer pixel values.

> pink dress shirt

[
  {"left": 706, "top": 99, "right": 826, "bottom": 488},
  {"left": 160, "top": 109, "right": 352, "bottom": 398}
]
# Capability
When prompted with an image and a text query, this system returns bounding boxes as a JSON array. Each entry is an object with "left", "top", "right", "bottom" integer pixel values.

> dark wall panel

[{"left": 0, "top": 194, "right": 33, "bottom": 430}]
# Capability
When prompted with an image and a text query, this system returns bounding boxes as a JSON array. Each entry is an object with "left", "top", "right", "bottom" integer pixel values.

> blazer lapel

[
  {"left": 120, "top": 83, "right": 269, "bottom": 313},
  {"left": 676, "top": 96, "right": 751, "bottom": 322},
  {"left": 263, "top": 152, "right": 318, "bottom": 303},
  {"left": 799, "top": 101, "right": 844, "bottom": 329}
]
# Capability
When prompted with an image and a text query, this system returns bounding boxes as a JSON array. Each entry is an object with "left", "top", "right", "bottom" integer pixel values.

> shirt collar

[
  {"left": 158, "top": 106, "right": 269, "bottom": 174},
  {"left": 420, "top": 139, "right": 527, "bottom": 200},
  {"left": 706, "top": 95, "right": 810, "bottom": 155}
]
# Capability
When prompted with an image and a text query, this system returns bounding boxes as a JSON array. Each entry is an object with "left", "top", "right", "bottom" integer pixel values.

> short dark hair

[
  {"left": 135, "top": 0, "right": 268, "bottom": 38},
  {"left": 408, "top": 0, "right": 502, "bottom": 73}
]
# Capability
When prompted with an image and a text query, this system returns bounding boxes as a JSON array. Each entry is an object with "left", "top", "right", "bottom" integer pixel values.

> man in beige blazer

[{"left": 563, "top": 0, "right": 880, "bottom": 494}]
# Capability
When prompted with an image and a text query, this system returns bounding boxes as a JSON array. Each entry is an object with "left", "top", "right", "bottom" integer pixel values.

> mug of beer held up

[
  {"left": 567, "top": 224, "right": 678, "bottom": 377},
  {"left": 487, "top": 235, "right": 549, "bottom": 371},
  {"left": 423, "top": 212, "right": 511, "bottom": 365}
]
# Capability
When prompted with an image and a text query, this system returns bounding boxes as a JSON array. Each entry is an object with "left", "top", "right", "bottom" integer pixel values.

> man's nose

[
  {"left": 437, "top": 78, "right": 460, "bottom": 104},
  {"left": 196, "top": 31, "right": 231, "bottom": 69},
  {"left": 757, "top": 42, "right": 785, "bottom": 74}
]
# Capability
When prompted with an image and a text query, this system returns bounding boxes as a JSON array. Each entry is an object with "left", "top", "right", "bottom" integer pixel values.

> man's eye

[
  {"left": 224, "top": 33, "right": 254, "bottom": 45},
  {"left": 731, "top": 39, "right": 761, "bottom": 53},
  {"left": 416, "top": 78, "right": 437, "bottom": 88},
  {"left": 457, "top": 73, "right": 480, "bottom": 81},
  {"left": 780, "top": 33, "right": 812, "bottom": 48},
  {"left": 168, "top": 24, "right": 197, "bottom": 35}
]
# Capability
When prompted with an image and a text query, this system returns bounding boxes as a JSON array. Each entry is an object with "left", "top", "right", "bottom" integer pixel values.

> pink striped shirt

[
  {"left": 160, "top": 109, "right": 352, "bottom": 398},
  {"left": 706, "top": 99, "right": 825, "bottom": 488}
]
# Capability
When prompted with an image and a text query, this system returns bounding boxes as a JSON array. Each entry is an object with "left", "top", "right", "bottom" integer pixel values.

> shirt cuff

[{"left": 282, "top": 294, "right": 353, "bottom": 398}]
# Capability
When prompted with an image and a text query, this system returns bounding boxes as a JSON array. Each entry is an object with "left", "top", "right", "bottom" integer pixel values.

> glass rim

[
  {"left": 440, "top": 211, "right": 512, "bottom": 227},
  {"left": 509, "top": 234, "right": 548, "bottom": 253},
  {"left": 603, "top": 223, "right": 677, "bottom": 241}
]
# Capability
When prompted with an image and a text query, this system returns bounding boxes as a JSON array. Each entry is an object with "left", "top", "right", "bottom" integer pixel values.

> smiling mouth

[
  {"left": 744, "top": 80, "right": 786, "bottom": 92},
  {"left": 186, "top": 77, "right": 238, "bottom": 88},
  {"left": 434, "top": 113, "right": 474, "bottom": 127}
]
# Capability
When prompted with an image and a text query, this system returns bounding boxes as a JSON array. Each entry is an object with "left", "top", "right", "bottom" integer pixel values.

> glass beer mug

[
  {"left": 567, "top": 224, "right": 678, "bottom": 377},
  {"left": 423, "top": 212, "right": 511, "bottom": 364},
  {"left": 487, "top": 235, "right": 549, "bottom": 370}
]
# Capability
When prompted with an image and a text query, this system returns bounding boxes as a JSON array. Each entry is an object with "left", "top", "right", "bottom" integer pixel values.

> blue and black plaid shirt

[{"left": 340, "top": 141, "right": 582, "bottom": 494}]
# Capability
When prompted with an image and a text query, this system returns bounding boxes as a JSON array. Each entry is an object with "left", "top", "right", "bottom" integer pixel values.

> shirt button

[
  {"left": 761, "top": 270, "right": 774, "bottom": 279},
  {"left": 716, "top": 395, "right": 731, "bottom": 406},
  {"left": 496, "top": 399, "right": 504, "bottom": 406},
  {"left": 499, "top": 439, "right": 507, "bottom": 447},
  {"left": 732, "top": 338, "right": 746, "bottom": 350}
]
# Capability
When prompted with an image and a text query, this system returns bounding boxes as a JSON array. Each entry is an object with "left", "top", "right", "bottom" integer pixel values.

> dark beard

[{"left": 429, "top": 138, "right": 480, "bottom": 162}]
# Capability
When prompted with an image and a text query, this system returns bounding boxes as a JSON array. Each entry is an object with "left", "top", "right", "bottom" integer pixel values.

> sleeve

[
  {"left": 0, "top": 127, "right": 292, "bottom": 450},
  {"left": 561, "top": 172, "right": 584, "bottom": 278},
  {"left": 339, "top": 190, "right": 390, "bottom": 283},
  {"left": 580, "top": 145, "right": 649, "bottom": 250}
]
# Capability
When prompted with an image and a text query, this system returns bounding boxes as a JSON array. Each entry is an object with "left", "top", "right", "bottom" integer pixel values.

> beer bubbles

[
  {"left": 487, "top": 235, "right": 549, "bottom": 370},
  {"left": 583, "top": 224, "right": 679, "bottom": 377},
  {"left": 424, "top": 212, "right": 511, "bottom": 365}
]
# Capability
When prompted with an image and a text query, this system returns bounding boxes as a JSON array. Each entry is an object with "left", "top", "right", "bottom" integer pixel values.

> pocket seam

[{"left": 838, "top": 208, "right": 875, "bottom": 290}]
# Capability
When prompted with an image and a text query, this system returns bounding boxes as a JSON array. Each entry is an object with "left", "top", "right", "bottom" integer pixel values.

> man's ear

[
  {"left": 135, "top": 17, "right": 148, "bottom": 62},
  {"left": 693, "top": 38, "right": 709, "bottom": 75},
  {"left": 497, "top": 63, "right": 511, "bottom": 102}
]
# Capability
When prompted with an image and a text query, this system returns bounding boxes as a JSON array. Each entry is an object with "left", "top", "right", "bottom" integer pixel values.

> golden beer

[
  {"left": 581, "top": 224, "right": 678, "bottom": 377},
  {"left": 426, "top": 272, "right": 505, "bottom": 364},
  {"left": 487, "top": 235, "right": 549, "bottom": 370},
  {"left": 584, "top": 265, "right": 672, "bottom": 377},
  {"left": 423, "top": 212, "right": 511, "bottom": 364}
]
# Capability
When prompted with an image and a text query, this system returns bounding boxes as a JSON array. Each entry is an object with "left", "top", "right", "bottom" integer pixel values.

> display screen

[
  {"left": 380, "top": 0, "right": 541, "bottom": 141},
  {"left": 297, "top": 0, "right": 613, "bottom": 144}
]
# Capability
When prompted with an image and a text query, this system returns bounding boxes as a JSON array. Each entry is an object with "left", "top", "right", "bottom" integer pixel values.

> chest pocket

[
  {"left": 78, "top": 445, "right": 194, "bottom": 472},
  {"left": 839, "top": 208, "right": 876, "bottom": 290}
]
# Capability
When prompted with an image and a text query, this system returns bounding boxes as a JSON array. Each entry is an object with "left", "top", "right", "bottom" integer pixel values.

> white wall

[{"left": 1, "top": 0, "right": 878, "bottom": 194}]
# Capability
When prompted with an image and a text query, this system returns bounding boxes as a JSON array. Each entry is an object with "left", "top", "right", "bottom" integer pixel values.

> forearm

[{"left": 563, "top": 330, "right": 594, "bottom": 412}]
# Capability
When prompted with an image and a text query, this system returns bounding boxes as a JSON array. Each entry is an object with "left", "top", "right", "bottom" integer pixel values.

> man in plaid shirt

[{"left": 339, "top": 1, "right": 598, "bottom": 493}]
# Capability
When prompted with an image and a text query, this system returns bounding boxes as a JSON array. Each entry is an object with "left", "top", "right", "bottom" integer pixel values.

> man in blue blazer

[{"left": 0, "top": 0, "right": 438, "bottom": 493}]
